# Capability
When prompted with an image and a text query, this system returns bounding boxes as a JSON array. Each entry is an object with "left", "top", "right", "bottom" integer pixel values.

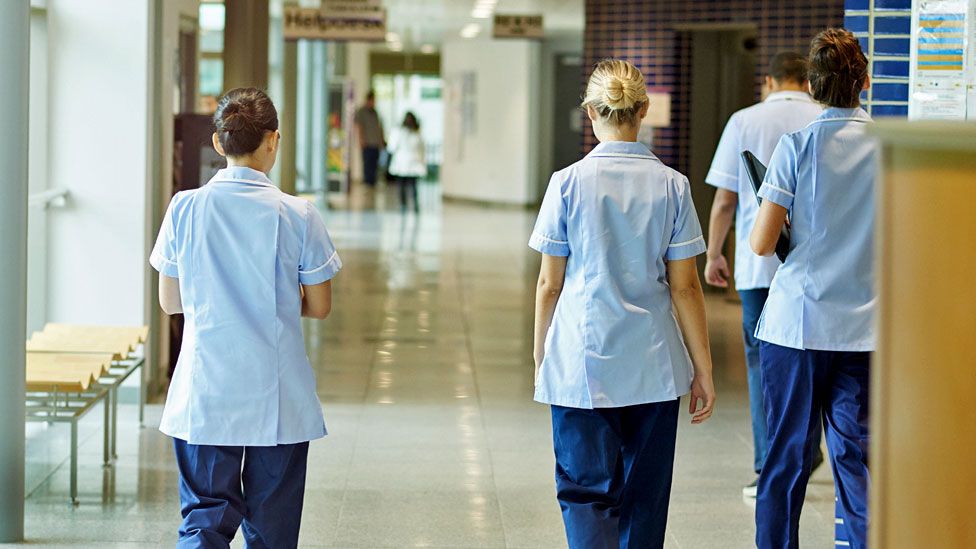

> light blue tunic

[
  {"left": 150, "top": 167, "right": 342, "bottom": 446},
  {"left": 529, "top": 141, "right": 707, "bottom": 409},
  {"left": 705, "top": 91, "right": 823, "bottom": 290},
  {"left": 756, "top": 108, "right": 877, "bottom": 352}
]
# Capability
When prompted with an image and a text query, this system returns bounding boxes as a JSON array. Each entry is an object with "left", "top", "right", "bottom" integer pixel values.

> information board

[{"left": 909, "top": 0, "right": 976, "bottom": 119}]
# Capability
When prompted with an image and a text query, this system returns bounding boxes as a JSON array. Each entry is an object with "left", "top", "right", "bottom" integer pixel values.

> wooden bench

[
  {"left": 25, "top": 352, "right": 115, "bottom": 504},
  {"left": 24, "top": 325, "right": 148, "bottom": 504}
]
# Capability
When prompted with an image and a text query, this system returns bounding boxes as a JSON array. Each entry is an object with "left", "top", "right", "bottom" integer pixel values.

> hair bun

[
  {"left": 605, "top": 78, "right": 626, "bottom": 107},
  {"left": 581, "top": 59, "right": 648, "bottom": 125}
]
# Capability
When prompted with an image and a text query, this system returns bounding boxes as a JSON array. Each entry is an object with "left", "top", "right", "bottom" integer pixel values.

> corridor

[{"left": 11, "top": 199, "right": 836, "bottom": 548}]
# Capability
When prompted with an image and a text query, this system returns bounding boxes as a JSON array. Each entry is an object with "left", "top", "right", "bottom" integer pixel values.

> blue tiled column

[{"left": 845, "top": 0, "right": 913, "bottom": 116}]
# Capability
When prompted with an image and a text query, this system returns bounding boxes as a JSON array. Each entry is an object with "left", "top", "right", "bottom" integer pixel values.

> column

[
  {"left": 280, "top": 38, "right": 298, "bottom": 194},
  {"left": 0, "top": 0, "right": 30, "bottom": 541},
  {"left": 223, "top": 0, "right": 270, "bottom": 90}
]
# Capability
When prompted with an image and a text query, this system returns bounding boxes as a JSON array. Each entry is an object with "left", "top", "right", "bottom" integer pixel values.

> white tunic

[
  {"left": 150, "top": 167, "right": 342, "bottom": 446},
  {"left": 705, "top": 91, "right": 823, "bottom": 290},
  {"left": 388, "top": 127, "right": 427, "bottom": 178}
]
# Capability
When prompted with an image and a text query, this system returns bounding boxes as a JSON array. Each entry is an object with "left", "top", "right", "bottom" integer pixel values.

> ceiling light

[
  {"left": 420, "top": 44, "right": 436, "bottom": 54},
  {"left": 386, "top": 32, "right": 400, "bottom": 42},
  {"left": 460, "top": 23, "right": 481, "bottom": 39}
]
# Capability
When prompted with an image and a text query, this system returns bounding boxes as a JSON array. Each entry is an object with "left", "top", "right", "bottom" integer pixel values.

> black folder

[{"left": 741, "top": 150, "right": 791, "bottom": 263}]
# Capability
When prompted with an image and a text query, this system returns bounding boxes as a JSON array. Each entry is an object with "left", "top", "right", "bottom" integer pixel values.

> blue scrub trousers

[
  {"left": 739, "top": 288, "right": 771, "bottom": 473},
  {"left": 551, "top": 399, "right": 679, "bottom": 549},
  {"left": 755, "top": 343, "right": 870, "bottom": 549},
  {"left": 740, "top": 290, "right": 823, "bottom": 474},
  {"left": 173, "top": 438, "right": 310, "bottom": 549}
]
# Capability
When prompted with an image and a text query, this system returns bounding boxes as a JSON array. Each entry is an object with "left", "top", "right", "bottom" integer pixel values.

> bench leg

[
  {"left": 103, "top": 389, "right": 111, "bottom": 466},
  {"left": 110, "top": 386, "right": 118, "bottom": 460},
  {"left": 70, "top": 421, "right": 78, "bottom": 505},
  {"left": 138, "top": 361, "right": 145, "bottom": 428}
]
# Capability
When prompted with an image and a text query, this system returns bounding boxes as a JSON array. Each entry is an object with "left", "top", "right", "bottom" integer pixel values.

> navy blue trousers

[
  {"left": 739, "top": 288, "right": 771, "bottom": 473},
  {"left": 173, "top": 438, "right": 310, "bottom": 549},
  {"left": 552, "top": 399, "right": 679, "bottom": 549},
  {"left": 361, "top": 145, "right": 380, "bottom": 186},
  {"left": 741, "top": 290, "right": 824, "bottom": 474},
  {"left": 756, "top": 343, "right": 870, "bottom": 549}
]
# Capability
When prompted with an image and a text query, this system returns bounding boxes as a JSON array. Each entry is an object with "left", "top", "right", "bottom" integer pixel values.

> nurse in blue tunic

[
  {"left": 531, "top": 59, "right": 716, "bottom": 549},
  {"left": 750, "top": 29, "right": 876, "bottom": 549},
  {"left": 150, "top": 88, "right": 341, "bottom": 549}
]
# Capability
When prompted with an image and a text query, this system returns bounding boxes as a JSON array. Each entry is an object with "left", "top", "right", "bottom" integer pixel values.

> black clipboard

[{"left": 741, "top": 150, "right": 791, "bottom": 263}]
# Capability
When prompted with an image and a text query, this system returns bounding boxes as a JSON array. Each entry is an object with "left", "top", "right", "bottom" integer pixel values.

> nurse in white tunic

[
  {"left": 150, "top": 88, "right": 341, "bottom": 549},
  {"left": 703, "top": 51, "right": 825, "bottom": 495},
  {"left": 531, "top": 59, "right": 716, "bottom": 549}
]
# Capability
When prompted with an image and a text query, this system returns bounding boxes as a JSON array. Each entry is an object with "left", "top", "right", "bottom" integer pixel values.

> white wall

[
  {"left": 45, "top": 0, "right": 153, "bottom": 325},
  {"left": 440, "top": 38, "right": 541, "bottom": 206}
]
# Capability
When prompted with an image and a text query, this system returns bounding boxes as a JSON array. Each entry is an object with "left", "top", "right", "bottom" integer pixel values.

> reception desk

[{"left": 869, "top": 121, "right": 976, "bottom": 549}]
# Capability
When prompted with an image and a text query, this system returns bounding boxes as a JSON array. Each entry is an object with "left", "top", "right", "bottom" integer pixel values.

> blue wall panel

[{"left": 845, "top": 0, "right": 911, "bottom": 116}]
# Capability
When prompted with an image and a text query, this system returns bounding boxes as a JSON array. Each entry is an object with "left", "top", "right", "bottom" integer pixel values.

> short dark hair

[
  {"left": 366, "top": 90, "right": 376, "bottom": 101},
  {"left": 213, "top": 88, "right": 279, "bottom": 156},
  {"left": 769, "top": 51, "right": 808, "bottom": 84},
  {"left": 808, "top": 28, "right": 868, "bottom": 108}
]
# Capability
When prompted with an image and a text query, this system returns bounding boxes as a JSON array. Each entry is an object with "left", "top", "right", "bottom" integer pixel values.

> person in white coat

[
  {"left": 387, "top": 111, "right": 426, "bottom": 212},
  {"left": 150, "top": 88, "right": 341, "bottom": 549}
]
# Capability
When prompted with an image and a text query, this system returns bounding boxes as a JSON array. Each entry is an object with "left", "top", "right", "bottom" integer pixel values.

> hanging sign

[
  {"left": 493, "top": 14, "right": 544, "bottom": 39},
  {"left": 284, "top": 3, "right": 386, "bottom": 42}
]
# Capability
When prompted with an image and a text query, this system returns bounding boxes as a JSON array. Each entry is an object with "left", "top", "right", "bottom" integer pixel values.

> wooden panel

[
  {"left": 25, "top": 352, "right": 114, "bottom": 392},
  {"left": 41, "top": 323, "right": 148, "bottom": 344},
  {"left": 26, "top": 331, "right": 132, "bottom": 358},
  {"left": 872, "top": 145, "right": 976, "bottom": 549}
]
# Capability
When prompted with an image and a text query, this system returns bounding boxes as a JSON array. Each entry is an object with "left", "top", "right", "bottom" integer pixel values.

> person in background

[
  {"left": 531, "top": 59, "right": 716, "bottom": 549},
  {"left": 703, "top": 51, "right": 825, "bottom": 498},
  {"left": 151, "top": 88, "right": 342, "bottom": 549},
  {"left": 750, "top": 29, "right": 875, "bottom": 549},
  {"left": 388, "top": 111, "right": 427, "bottom": 213},
  {"left": 354, "top": 90, "right": 385, "bottom": 188}
]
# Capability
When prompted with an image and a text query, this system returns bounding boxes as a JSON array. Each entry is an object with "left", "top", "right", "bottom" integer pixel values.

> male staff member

[
  {"left": 354, "top": 90, "right": 385, "bottom": 188},
  {"left": 703, "top": 52, "right": 823, "bottom": 497}
]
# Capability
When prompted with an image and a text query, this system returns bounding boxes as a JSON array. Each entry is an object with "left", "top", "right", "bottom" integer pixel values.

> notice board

[{"left": 909, "top": 0, "right": 976, "bottom": 119}]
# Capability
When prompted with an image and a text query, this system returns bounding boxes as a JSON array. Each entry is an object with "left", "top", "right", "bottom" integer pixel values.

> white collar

[{"left": 764, "top": 91, "right": 816, "bottom": 104}]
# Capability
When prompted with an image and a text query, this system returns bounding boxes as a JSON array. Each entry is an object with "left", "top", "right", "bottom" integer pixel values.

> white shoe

[{"left": 742, "top": 479, "right": 758, "bottom": 498}]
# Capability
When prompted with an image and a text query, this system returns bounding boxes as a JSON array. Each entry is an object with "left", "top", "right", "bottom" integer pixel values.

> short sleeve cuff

[
  {"left": 149, "top": 250, "right": 179, "bottom": 278},
  {"left": 757, "top": 182, "right": 795, "bottom": 208},
  {"left": 704, "top": 168, "right": 737, "bottom": 191},
  {"left": 665, "top": 235, "right": 707, "bottom": 261},
  {"left": 299, "top": 251, "right": 342, "bottom": 285},
  {"left": 528, "top": 232, "right": 570, "bottom": 257}
]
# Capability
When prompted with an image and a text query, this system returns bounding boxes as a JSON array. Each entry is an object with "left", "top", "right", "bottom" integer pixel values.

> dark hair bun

[
  {"left": 808, "top": 28, "right": 868, "bottom": 109},
  {"left": 213, "top": 88, "right": 279, "bottom": 156}
]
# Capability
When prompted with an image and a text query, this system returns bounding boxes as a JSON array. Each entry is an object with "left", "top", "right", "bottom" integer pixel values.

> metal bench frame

[
  {"left": 25, "top": 386, "right": 110, "bottom": 505},
  {"left": 24, "top": 352, "right": 145, "bottom": 504}
]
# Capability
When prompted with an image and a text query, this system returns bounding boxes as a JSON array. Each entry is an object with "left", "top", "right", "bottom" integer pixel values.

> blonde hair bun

[{"left": 583, "top": 59, "right": 648, "bottom": 126}]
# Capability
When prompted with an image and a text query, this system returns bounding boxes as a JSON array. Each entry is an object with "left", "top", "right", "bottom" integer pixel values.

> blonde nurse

[{"left": 531, "top": 59, "right": 716, "bottom": 548}]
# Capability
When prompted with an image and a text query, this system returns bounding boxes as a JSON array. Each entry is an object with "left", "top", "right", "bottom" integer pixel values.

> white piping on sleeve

[{"left": 668, "top": 235, "right": 705, "bottom": 248}]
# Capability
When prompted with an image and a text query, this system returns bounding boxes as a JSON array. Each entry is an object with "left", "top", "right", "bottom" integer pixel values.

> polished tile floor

[{"left": 8, "top": 186, "right": 837, "bottom": 548}]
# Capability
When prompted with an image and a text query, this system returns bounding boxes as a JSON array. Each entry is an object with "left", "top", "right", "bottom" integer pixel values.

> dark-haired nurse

[
  {"left": 750, "top": 28, "right": 875, "bottom": 549},
  {"left": 151, "top": 88, "right": 341, "bottom": 548}
]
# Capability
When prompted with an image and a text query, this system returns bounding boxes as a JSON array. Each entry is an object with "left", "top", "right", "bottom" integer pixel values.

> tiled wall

[
  {"left": 582, "top": 0, "right": 845, "bottom": 172},
  {"left": 845, "top": 0, "right": 913, "bottom": 117}
]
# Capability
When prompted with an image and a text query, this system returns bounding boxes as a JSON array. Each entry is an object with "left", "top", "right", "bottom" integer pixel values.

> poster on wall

[{"left": 908, "top": 0, "right": 970, "bottom": 120}]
